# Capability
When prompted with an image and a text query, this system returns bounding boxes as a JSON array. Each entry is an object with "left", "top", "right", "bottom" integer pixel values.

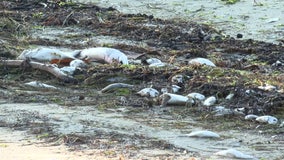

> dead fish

[
  {"left": 171, "top": 85, "right": 181, "bottom": 93},
  {"left": 18, "top": 47, "right": 76, "bottom": 64},
  {"left": 225, "top": 93, "right": 234, "bottom": 100},
  {"left": 187, "top": 92, "right": 205, "bottom": 101},
  {"left": 75, "top": 47, "right": 128, "bottom": 65},
  {"left": 60, "top": 66, "right": 76, "bottom": 75},
  {"left": 258, "top": 84, "right": 277, "bottom": 91},
  {"left": 214, "top": 148, "right": 255, "bottom": 159},
  {"left": 245, "top": 114, "right": 259, "bottom": 120},
  {"left": 212, "top": 106, "right": 233, "bottom": 116},
  {"left": 25, "top": 81, "right": 57, "bottom": 89},
  {"left": 159, "top": 93, "right": 194, "bottom": 106},
  {"left": 69, "top": 59, "right": 87, "bottom": 68},
  {"left": 188, "top": 57, "right": 216, "bottom": 67},
  {"left": 256, "top": 115, "right": 278, "bottom": 125},
  {"left": 148, "top": 62, "right": 166, "bottom": 67},
  {"left": 100, "top": 83, "right": 134, "bottom": 93},
  {"left": 186, "top": 130, "right": 220, "bottom": 138},
  {"left": 203, "top": 96, "right": 216, "bottom": 106},
  {"left": 137, "top": 88, "right": 159, "bottom": 98},
  {"left": 146, "top": 58, "right": 162, "bottom": 64}
]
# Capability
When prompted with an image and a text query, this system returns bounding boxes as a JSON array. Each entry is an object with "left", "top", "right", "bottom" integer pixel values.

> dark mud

[{"left": 0, "top": 1, "right": 284, "bottom": 159}]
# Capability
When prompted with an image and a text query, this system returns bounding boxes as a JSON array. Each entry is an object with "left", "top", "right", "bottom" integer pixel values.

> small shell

[
  {"left": 214, "top": 149, "right": 255, "bottom": 159},
  {"left": 203, "top": 96, "right": 216, "bottom": 106},
  {"left": 25, "top": 81, "right": 57, "bottom": 89},
  {"left": 137, "top": 88, "right": 160, "bottom": 98},
  {"left": 188, "top": 58, "right": 216, "bottom": 67},
  {"left": 186, "top": 130, "right": 220, "bottom": 138},
  {"left": 245, "top": 114, "right": 259, "bottom": 120},
  {"left": 146, "top": 58, "right": 162, "bottom": 65},
  {"left": 187, "top": 92, "right": 205, "bottom": 101},
  {"left": 256, "top": 115, "right": 278, "bottom": 125}
]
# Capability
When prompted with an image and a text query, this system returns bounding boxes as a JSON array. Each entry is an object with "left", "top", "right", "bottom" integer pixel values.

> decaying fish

[
  {"left": 137, "top": 88, "right": 160, "bottom": 98},
  {"left": 75, "top": 47, "right": 129, "bottom": 65},
  {"left": 187, "top": 92, "right": 205, "bottom": 101},
  {"left": 18, "top": 47, "right": 77, "bottom": 64},
  {"left": 256, "top": 115, "right": 278, "bottom": 125},
  {"left": 100, "top": 83, "right": 134, "bottom": 93},
  {"left": 159, "top": 93, "right": 194, "bottom": 106},
  {"left": 186, "top": 130, "right": 220, "bottom": 138},
  {"left": 25, "top": 81, "right": 57, "bottom": 89},
  {"left": 214, "top": 148, "right": 255, "bottom": 159},
  {"left": 203, "top": 96, "right": 216, "bottom": 106},
  {"left": 188, "top": 57, "right": 216, "bottom": 67}
]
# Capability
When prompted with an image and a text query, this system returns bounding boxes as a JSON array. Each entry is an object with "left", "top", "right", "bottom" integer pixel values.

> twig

[{"left": 62, "top": 11, "right": 74, "bottom": 27}]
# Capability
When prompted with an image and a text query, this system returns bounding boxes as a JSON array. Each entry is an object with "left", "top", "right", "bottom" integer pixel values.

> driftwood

[{"left": 1, "top": 60, "right": 77, "bottom": 83}]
